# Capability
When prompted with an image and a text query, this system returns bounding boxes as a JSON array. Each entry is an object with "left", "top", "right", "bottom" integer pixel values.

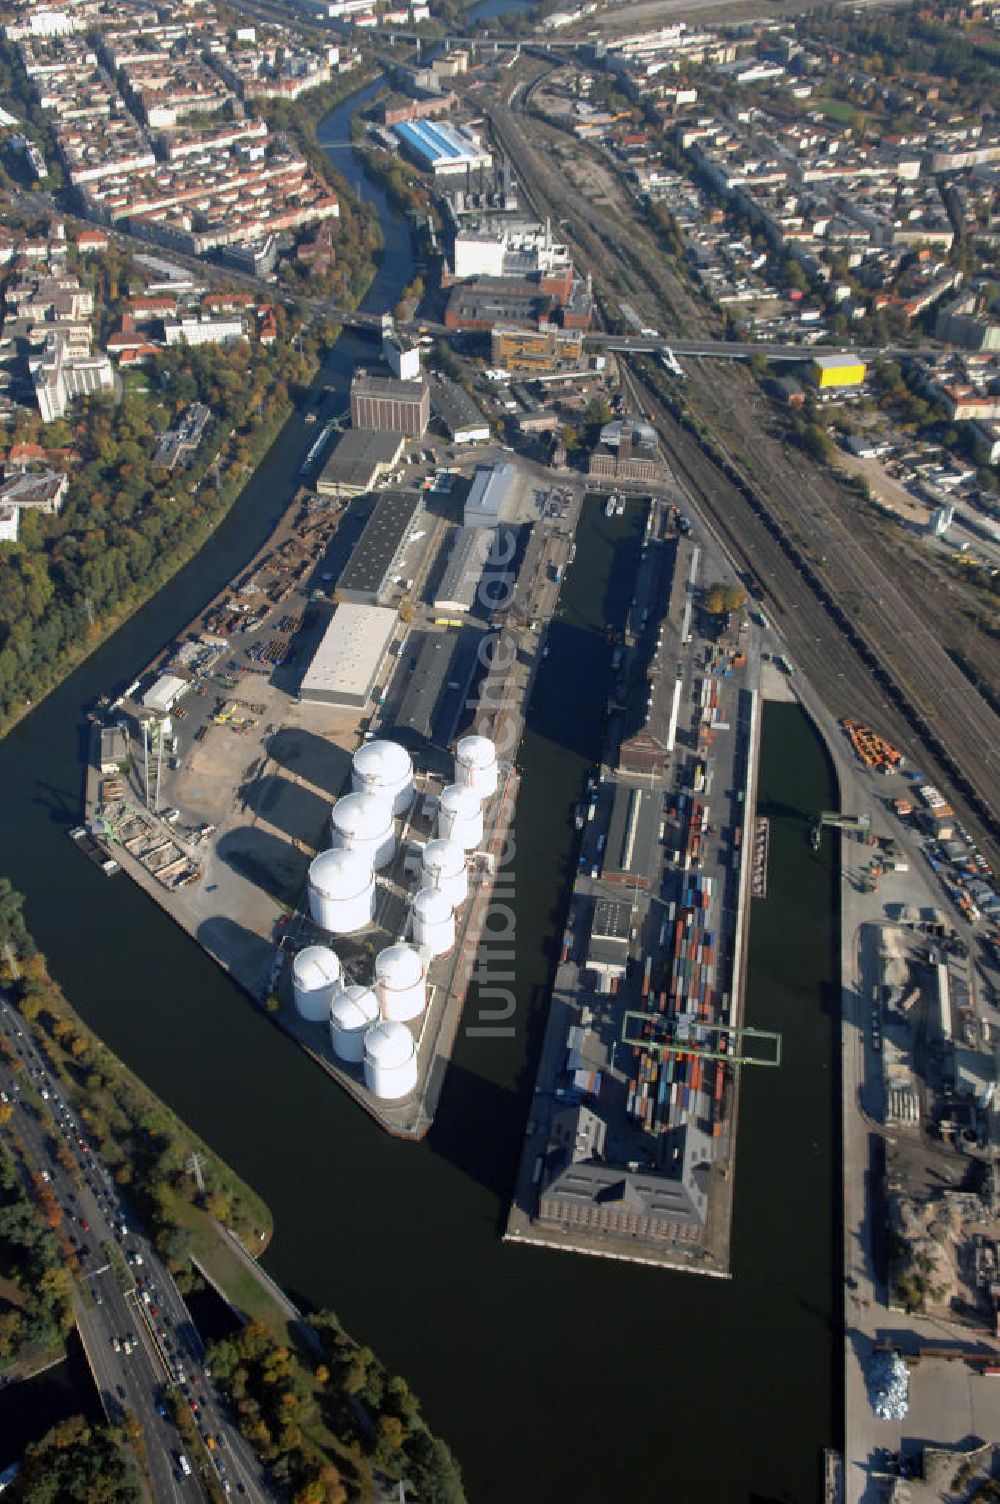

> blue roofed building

[{"left": 393, "top": 118, "right": 492, "bottom": 177}]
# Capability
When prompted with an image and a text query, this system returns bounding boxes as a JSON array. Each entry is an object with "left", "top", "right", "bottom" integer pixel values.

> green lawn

[
  {"left": 815, "top": 97, "right": 861, "bottom": 125},
  {"left": 169, "top": 1196, "right": 292, "bottom": 1338},
  {"left": 121, "top": 370, "right": 152, "bottom": 395}
]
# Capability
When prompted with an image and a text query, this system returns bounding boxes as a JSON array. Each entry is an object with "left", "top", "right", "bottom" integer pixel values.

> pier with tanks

[{"left": 77, "top": 416, "right": 585, "bottom": 1137}]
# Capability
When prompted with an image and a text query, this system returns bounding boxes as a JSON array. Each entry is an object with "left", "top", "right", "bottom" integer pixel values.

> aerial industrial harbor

[
  {"left": 8, "top": 0, "right": 1000, "bottom": 1494},
  {"left": 78, "top": 345, "right": 586, "bottom": 1138},
  {"left": 73, "top": 287, "right": 770, "bottom": 1253}
]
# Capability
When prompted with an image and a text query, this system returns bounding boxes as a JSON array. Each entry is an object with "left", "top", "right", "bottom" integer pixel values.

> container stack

[{"left": 624, "top": 782, "right": 730, "bottom": 1141}]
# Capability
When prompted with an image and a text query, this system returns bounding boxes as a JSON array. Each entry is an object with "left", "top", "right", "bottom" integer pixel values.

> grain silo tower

[
  {"left": 292, "top": 946, "right": 343, "bottom": 1022},
  {"left": 308, "top": 848, "right": 376, "bottom": 934},
  {"left": 363, "top": 1019, "right": 418, "bottom": 1100},
  {"left": 437, "top": 784, "right": 483, "bottom": 851},
  {"left": 329, "top": 792, "right": 396, "bottom": 870},
  {"left": 351, "top": 739, "right": 413, "bottom": 816},
  {"left": 412, "top": 887, "right": 455, "bottom": 958},
  {"left": 421, "top": 838, "right": 468, "bottom": 908},
  {"left": 454, "top": 734, "right": 498, "bottom": 799},
  {"left": 374, "top": 942, "right": 426, "bottom": 1022},
  {"left": 329, "top": 984, "right": 380, "bottom": 1063}
]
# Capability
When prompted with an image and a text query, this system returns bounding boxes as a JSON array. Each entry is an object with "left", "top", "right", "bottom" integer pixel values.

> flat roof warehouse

[
  {"left": 299, "top": 604, "right": 398, "bottom": 707},
  {"left": 337, "top": 490, "right": 424, "bottom": 605}
]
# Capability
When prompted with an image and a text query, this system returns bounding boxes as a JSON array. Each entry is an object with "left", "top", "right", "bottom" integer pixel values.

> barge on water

[{"left": 69, "top": 827, "right": 120, "bottom": 876}]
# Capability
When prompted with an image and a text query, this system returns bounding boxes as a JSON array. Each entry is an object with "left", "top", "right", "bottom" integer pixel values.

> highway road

[{"left": 0, "top": 996, "right": 277, "bottom": 1503}]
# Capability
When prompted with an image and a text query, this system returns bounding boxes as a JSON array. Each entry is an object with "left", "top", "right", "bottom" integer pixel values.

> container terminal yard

[
  {"left": 77, "top": 401, "right": 586, "bottom": 1138},
  {"left": 505, "top": 494, "right": 769, "bottom": 1275}
]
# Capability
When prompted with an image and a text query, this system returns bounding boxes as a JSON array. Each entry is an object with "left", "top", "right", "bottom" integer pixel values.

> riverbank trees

[
  {"left": 0, "top": 1145, "right": 73, "bottom": 1369},
  {"left": 12, "top": 1416, "right": 140, "bottom": 1503},
  {"left": 207, "top": 1310, "right": 466, "bottom": 1504},
  {"left": 0, "top": 318, "right": 336, "bottom": 736}
]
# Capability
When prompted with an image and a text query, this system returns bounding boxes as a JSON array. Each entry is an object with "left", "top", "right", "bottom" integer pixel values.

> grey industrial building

[
  {"left": 315, "top": 429, "right": 405, "bottom": 498},
  {"left": 336, "top": 490, "right": 424, "bottom": 606},
  {"left": 602, "top": 784, "right": 660, "bottom": 890},
  {"left": 391, "top": 630, "right": 456, "bottom": 745},
  {"left": 350, "top": 371, "right": 430, "bottom": 438},
  {"left": 618, "top": 537, "right": 691, "bottom": 778},
  {"left": 299, "top": 604, "right": 398, "bottom": 707},
  {"left": 586, "top": 898, "right": 631, "bottom": 988},
  {"left": 431, "top": 376, "right": 491, "bottom": 443},
  {"left": 538, "top": 1120, "right": 710, "bottom": 1246},
  {"left": 464, "top": 462, "right": 517, "bottom": 529},
  {"left": 433, "top": 526, "right": 491, "bottom": 613},
  {"left": 99, "top": 724, "right": 129, "bottom": 774}
]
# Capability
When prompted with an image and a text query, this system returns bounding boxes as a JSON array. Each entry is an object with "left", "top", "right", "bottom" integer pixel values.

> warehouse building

[
  {"left": 433, "top": 526, "right": 491, "bottom": 613},
  {"left": 299, "top": 603, "right": 398, "bottom": 707},
  {"left": 99, "top": 724, "right": 129, "bottom": 775},
  {"left": 811, "top": 352, "right": 867, "bottom": 389},
  {"left": 602, "top": 784, "right": 659, "bottom": 889},
  {"left": 142, "top": 673, "right": 189, "bottom": 715},
  {"left": 393, "top": 119, "right": 492, "bottom": 178},
  {"left": 589, "top": 420, "right": 668, "bottom": 485},
  {"left": 464, "top": 463, "right": 517, "bottom": 529},
  {"left": 315, "top": 429, "right": 405, "bottom": 497},
  {"left": 336, "top": 490, "right": 424, "bottom": 606},
  {"left": 618, "top": 538, "right": 687, "bottom": 777},
  {"left": 390, "top": 630, "right": 457, "bottom": 745},
  {"left": 586, "top": 898, "right": 631, "bottom": 990},
  {"left": 538, "top": 1124, "right": 709, "bottom": 1245},
  {"left": 431, "top": 376, "right": 491, "bottom": 443},
  {"left": 350, "top": 371, "right": 430, "bottom": 438}
]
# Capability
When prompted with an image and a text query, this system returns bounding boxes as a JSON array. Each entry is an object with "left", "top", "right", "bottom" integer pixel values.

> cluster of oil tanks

[
  {"left": 295, "top": 735, "right": 500, "bottom": 1101},
  {"left": 291, "top": 940, "right": 427, "bottom": 1099}
]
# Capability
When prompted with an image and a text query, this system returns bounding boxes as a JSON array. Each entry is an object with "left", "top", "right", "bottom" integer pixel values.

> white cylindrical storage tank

[
  {"left": 421, "top": 838, "right": 468, "bottom": 908},
  {"left": 412, "top": 887, "right": 455, "bottom": 959},
  {"left": 308, "top": 848, "right": 376, "bottom": 935},
  {"left": 292, "top": 946, "right": 342, "bottom": 1022},
  {"left": 363, "top": 1019, "right": 418, "bottom": 1101},
  {"left": 329, "top": 983, "right": 379, "bottom": 1063},
  {"left": 454, "top": 734, "right": 498, "bottom": 799},
  {"left": 374, "top": 942, "right": 426, "bottom": 1023},
  {"left": 437, "top": 783, "right": 483, "bottom": 851},
  {"left": 351, "top": 739, "right": 413, "bottom": 817},
  {"left": 329, "top": 792, "right": 396, "bottom": 870}
]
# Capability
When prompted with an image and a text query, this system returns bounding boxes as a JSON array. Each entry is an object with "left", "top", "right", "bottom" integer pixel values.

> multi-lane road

[{"left": 0, "top": 996, "right": 276, "bottom": 1503}]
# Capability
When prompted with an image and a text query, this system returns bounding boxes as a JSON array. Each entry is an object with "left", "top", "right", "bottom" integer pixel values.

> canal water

[{"left": 0, "top": 85, "right": 840, "bottom": 1502}]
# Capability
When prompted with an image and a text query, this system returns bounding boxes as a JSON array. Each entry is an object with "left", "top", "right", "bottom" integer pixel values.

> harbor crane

[
  {"left": 621, "top": 1013, "right": 782, "bottom": 1068},
  {"left": 810, "top": 810, "right": 871, "bottom": 851}
]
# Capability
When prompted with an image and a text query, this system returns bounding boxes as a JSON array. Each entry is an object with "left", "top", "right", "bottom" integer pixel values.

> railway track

[
  {"left": 486, "top": 70, "right": 1000, "bottom": 858},
  {"left": 621, "top": 359, "right": 1000, "bottom": 862},
  {"left": 684, "top": 361, "right": 1000, "bottom": 804}
]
